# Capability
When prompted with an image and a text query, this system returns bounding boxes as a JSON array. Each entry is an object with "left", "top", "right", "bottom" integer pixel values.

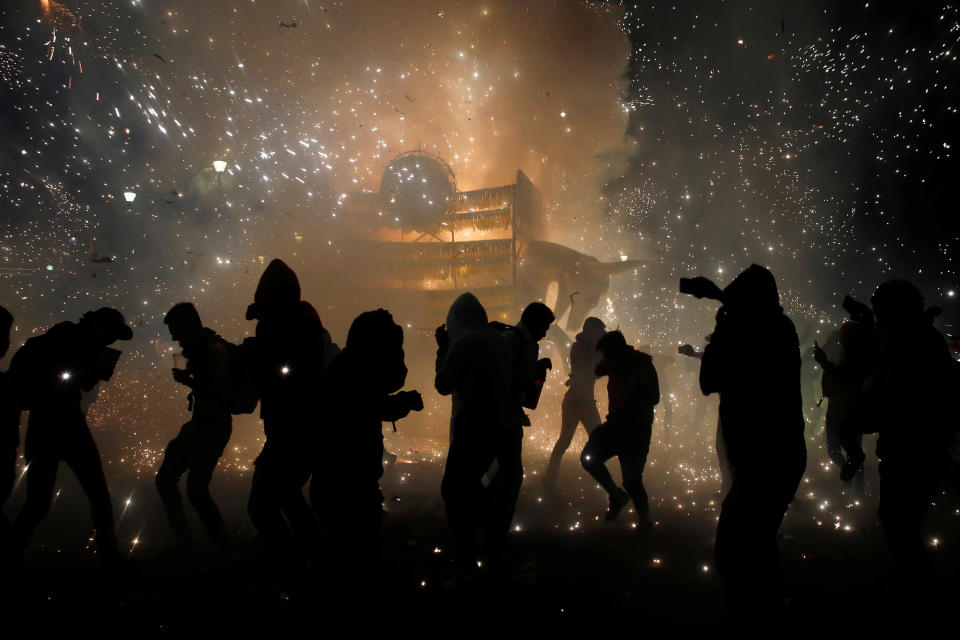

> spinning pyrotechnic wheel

[
  {"left": 341, "top": 150, "right": 545, "bottom": 328},
  {"left": 381, "top": 151, "right": 457, "bottom": 231}
]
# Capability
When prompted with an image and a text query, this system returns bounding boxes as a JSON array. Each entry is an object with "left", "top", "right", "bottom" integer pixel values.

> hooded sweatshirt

[
  {"left": 435, "top": 293, "right": 513, "bottom": 439},
  {"left": 596, "top": 345, "right": 659, "bottom": 424},
  {"left": 700, "top": 265, "right": 805, "bottom": 483},
  {"left": 565, "top": 329, "right": 604, "bottom": 402},
  {"left": 248, "top": 260, "right": 325, "bottom": 444}
]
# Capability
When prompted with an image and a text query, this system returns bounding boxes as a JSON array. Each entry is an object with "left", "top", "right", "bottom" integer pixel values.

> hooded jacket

[
  {"left": 319, "top": 309, "right": 412, "bottom": 489},
  {"left": 435, "top": 293, "right": 513, "bottom": 439},
  {"left": 700, "top": 265, "right": 806, "bottom": 485},
  {"left": 247, "top": 260, "right": 325, "bottom": 445},
  {"left": 596, "top": 345, "right": 659, "bottom": 424}
]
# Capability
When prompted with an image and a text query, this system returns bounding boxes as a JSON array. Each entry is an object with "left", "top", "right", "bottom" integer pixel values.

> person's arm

[
  {"left": 434, "top": 341, "right": 462, "bottom": 396},
  {"left": 699, "top": 332, "right": 727, "bottom": 395},
  {"left": 678, "top": 344, "right": 703, "bottom": 360},
  {"left": 380, "top": 390, "right": 423, "bottom": 422},
  {"left": 175, "top": 342, "right": 230, "bottom": 401},
  {"left": 594, "top": 355, "right": 611, "bottom": 378}
]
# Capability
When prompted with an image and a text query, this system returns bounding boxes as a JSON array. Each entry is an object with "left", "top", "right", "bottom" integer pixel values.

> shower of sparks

[{"left": 0, "top": 1, "right": 958, "bottom": 554}]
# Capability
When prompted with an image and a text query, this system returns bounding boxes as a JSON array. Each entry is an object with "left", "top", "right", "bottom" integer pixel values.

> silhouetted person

[
  {"left": 813, "top": 317, "right": 874, "bottom": 492},
  {"left": 9, "top": 308, "right": 133, "bottom": 566},
  {"left": 543, "top": 317, "right": 606, "bottom": 492},
  {"left": 155, "top": 303, "right": 232, "bottom": 550},
  {"left": 0, "top": 307, "right": 19, "bottom": 541},
  {"left": 815, "top": 329, "right": 846, "bottom": 466},
  {"left": 435, "top": 293, "right": 513, "bottom": 578},
  {"left": 697, "top": 265, "right": 806, "bottom": 619},
  {"left": 312, "top": 309, "right": 422, "bottom": 583},
  {"left": 580, "top": 331, "right": 659, "bottom": 531},
  {"left": 489, "top": 302, "right": 554, "bottom": 551},
  {"left": 245, "top": 259, "right": 325, "bottom": 573},
  {"left": 838, "top": 281, "right": 955, "bottom": 573}
]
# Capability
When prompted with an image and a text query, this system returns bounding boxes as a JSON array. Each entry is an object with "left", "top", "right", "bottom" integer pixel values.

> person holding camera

[
  {"left": 580, "top": 330, "right": 659, "bottom": 531},
  {"left": 837, "top": 281, "right": 955, "bottom": 574},
  {"left": 693, "top": 265, "right": 806, "bottom": 619},
  {"left": 8, "top": 307, "right": 133, "bottom": 566}
]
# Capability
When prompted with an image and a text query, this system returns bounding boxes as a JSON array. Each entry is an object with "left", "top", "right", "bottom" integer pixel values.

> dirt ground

[{"left": 2, "top": 448, "right": 958, "bottom": 637}]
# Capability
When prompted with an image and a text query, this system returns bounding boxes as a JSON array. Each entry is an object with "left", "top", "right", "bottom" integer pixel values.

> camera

[
  {"left": 679, "top": 276, "right": 725, "bottom": 301},
  {"left": 842, "top": 295, "right": 873, "bottom": 324}
]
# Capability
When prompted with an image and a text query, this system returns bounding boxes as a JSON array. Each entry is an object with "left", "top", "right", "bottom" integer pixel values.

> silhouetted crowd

[{"left": 1, "top": 260, "right": 957, "bottom": 623}]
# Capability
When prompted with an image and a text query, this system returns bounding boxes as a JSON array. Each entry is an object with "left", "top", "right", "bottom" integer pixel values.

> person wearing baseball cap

[{"left": 7, "top": 307, "right": 133, "bottom": 567}]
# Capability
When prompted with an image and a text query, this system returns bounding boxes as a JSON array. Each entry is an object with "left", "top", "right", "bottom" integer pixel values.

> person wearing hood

[
  {"left": 311, "top": 308, "right": 422, "bottom": 583},
  {"left": 838, "top": 280, "right": 955, "bottom": 573},
  {"left": 542, "top": 317, "right": 606, "bottom": 492},
  {"left": 579, "top": 330, "right": 659, "bottom": 529},
  {"left": 699, "top": 264, "right": 806, "bottom": 619},
  {"left": 8, "top": 307, "right": 133, "bottom": 566},
  {"left": 435, "top": 293, "right": 513, "bottom": 576},
  {"left": 155, "top": 302, "right": 232, "bottom": 550},
  {"left": 813, "top": 317, "right": 875, "bottom": 493},
  {"left": 245, "top": 259, "right": 325, "bottom": 572}
]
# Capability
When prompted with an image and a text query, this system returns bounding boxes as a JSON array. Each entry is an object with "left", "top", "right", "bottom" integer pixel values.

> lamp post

[{"left": 123, "top": 191, "right": 137, "bottom": 203}]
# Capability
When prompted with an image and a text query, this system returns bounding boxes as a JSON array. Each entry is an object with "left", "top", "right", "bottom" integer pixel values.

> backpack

[{"left": 223, "top": 337, "right": 259, "bottom": 415}]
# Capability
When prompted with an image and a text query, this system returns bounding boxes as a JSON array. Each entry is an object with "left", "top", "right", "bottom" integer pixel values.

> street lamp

[
  {"left": 212, "top": 160, "right": 227, "bottom": 173},
  {"left": 123, "top": 191, "right": 137, "bottom": 203}
]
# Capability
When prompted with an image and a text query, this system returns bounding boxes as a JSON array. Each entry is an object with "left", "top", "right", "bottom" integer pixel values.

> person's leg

[
  {"left": 838, "top": 417, "right": 866, "bottom": 480},
  {"left": 184, "top": 420, "right": 232, "bottom": 548},
  {"left": 543, "top": 396, "right": 580, "bottom": 487},
  {"left": 580, "top": 422, "right": 620, "bottom": 496},
  {"left": 717, "top": 475, "right": 789, "bottom": 624},
  {"left": 64, "top": 426, "right": 119, "bottom": 560},
  {"left": 11, "top": 453, "right": 59, "bottom": 555},
  {"left": 879, "top": 470, "right": 929, "bottom": 574},
  {"left": 582, "top": 402, "right": 602, "bottom": 436},
  {"left": 824, "top": 407, "right": 846, "bottom": 467},
  {"left": 715, "top": 479, "right": 751, "bottom": 615},
  {"left": 581, "top": 421, "right": 630, "bottom": 520},
  {"left": 278, "top": 464, "right": 324, "bottom": 570},
  {"left": 442, "top": 432, "right": 495, "bottom": 572},
  {"left": 619, "top": 437, "right": 650, "bottom": 525},
  {"left": 486, "top": 425, "right": 524, "bottom": 550},
  {"left": 155, "top": 427, "right": 193, "bottom": 544},
  {"left": 248, "top": 454, "right": 300, "bottom": 569}
]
